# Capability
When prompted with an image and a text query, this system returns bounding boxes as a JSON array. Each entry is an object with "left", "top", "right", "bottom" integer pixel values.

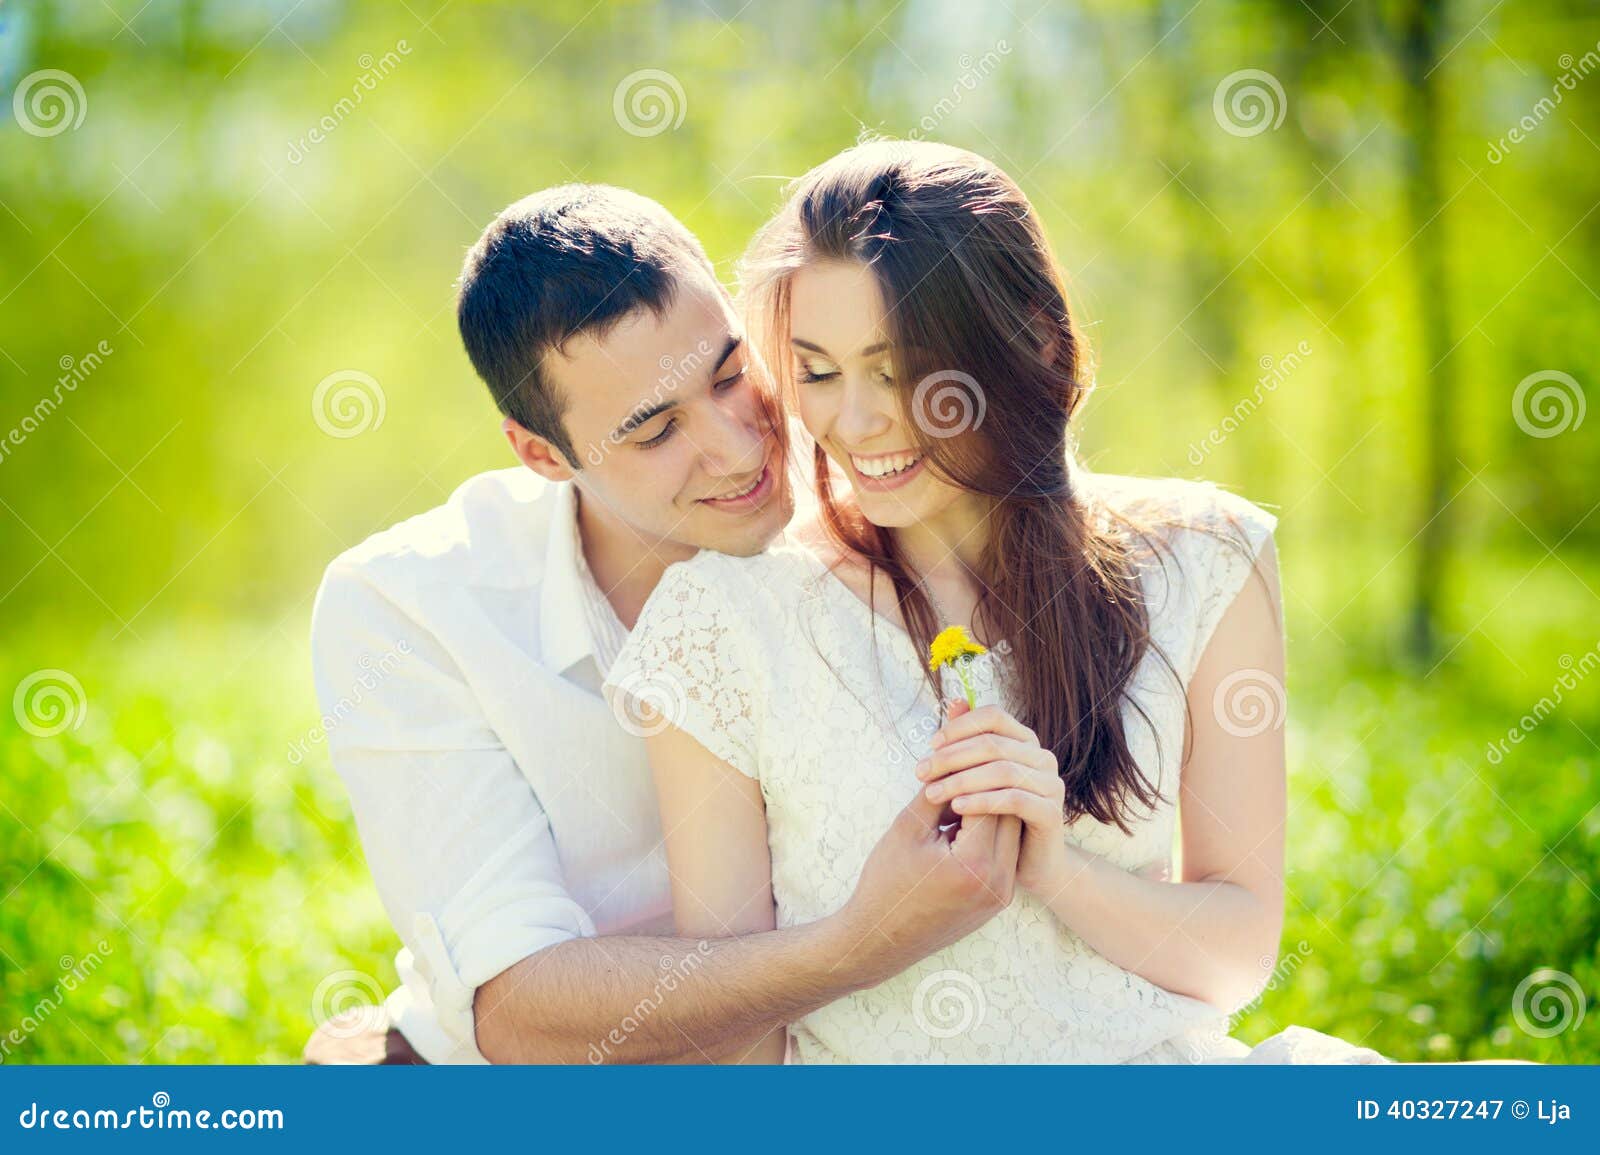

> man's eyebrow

[
  {"left": 612, "top": 399, "right": 677, "bottom": 440},
  {"left": 711, "top": 334, "right": 742, "bottom": 373},
  {"left": 609, "top": 335, "right": 744, "bottom": 441},
  {"left": 790, "top": 337, "right": 889, "bottom": 358}
]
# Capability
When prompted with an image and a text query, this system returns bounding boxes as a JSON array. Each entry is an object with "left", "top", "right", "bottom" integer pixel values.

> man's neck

[{"left": 573, "top": 485, "right": 696, "bottom": 630}]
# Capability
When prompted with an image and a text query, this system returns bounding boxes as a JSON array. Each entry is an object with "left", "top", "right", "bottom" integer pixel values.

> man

[{"left": 309, "top": 184, "right": 1020, "bottom": 1063}]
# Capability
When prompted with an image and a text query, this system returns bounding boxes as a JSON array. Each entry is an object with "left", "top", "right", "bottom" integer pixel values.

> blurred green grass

[{"left": 3, "top": 549, "right": 1594, "bottom": 1063}]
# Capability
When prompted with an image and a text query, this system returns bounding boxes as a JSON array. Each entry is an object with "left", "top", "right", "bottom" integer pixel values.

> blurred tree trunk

[{"left": 1395, "top": 0, "right": 1456, "bottom": 661}]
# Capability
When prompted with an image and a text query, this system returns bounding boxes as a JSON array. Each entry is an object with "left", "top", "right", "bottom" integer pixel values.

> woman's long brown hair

[{"left": 742, "top": 140, "right": 1181, "bottom": 833}]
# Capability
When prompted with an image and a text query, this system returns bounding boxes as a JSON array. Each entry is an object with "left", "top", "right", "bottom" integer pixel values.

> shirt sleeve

[
  {"left": 1179, "top": 484, "right": 1279, "bottom": 676},
  {"left": 602, "top": 553, "right": 761, "bottom": 780},
  {"left": 310, "top": 559, "right": 596, "bottom": 1063}
]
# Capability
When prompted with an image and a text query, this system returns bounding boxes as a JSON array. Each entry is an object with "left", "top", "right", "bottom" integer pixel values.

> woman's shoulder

[
  {"left": 637, "top": 541, "right": 828, "bottom": 640},
  {"left": 1073, "top": 469, "right": 1277, "bottom": 562},
  {"left": 1075, "top": 470, "right": 1277, "bottom": 674}
]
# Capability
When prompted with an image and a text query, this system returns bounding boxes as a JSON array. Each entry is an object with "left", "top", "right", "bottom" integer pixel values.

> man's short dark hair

[{"left": 456, "top": 184, "right": 715, "bottom": 467}]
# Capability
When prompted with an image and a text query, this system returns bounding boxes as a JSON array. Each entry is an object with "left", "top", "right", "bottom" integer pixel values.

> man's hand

[{"left": 829, "top": 700, "right": 1022, "bottom": 981}]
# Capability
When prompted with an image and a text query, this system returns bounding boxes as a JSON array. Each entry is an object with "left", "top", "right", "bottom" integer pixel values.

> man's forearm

[{"left": 472, "top": 911, "right": 886, "bottom": 1063}]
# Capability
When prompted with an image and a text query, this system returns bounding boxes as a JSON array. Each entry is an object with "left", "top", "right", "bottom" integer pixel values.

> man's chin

[{"left": 691, "top": 484, "right": 794, "bottom": 558}]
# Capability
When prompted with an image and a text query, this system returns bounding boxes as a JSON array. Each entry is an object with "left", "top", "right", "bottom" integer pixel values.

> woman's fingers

[
  {"left": 924, "top": 760, "right": 1056, "bottom": 805},
  {"left": 950, "top": 787, "right": 1061, "bottom": 828},
  {"left": 931, "top": 702, "right": 1037, "bottom": 750},
  {"left": 917, "top": 733, "right": 1057, "bottom": 782}
]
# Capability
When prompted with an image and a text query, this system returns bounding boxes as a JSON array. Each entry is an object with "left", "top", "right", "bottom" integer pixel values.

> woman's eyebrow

[{"left": 790, "top": 338, "right": 889, "bottom": 358}]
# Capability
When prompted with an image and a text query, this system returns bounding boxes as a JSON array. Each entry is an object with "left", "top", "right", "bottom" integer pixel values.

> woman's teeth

[{"left": 851, "top": 451, "right": 923, "bottom": 479}]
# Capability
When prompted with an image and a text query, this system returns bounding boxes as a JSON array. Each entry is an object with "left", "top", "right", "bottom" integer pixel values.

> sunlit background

[{"left": 2, "top": 0, "right": 1596, "bottom": 1063}]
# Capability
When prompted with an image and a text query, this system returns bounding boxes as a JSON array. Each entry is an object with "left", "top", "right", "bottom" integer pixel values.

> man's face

[{"left": 538, "top": 269, "right": 794, "bottom": 558}]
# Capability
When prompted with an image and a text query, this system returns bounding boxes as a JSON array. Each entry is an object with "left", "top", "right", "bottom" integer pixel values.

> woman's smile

[{"left": 845, "top": 448, "right": 926, "bottom": 491}]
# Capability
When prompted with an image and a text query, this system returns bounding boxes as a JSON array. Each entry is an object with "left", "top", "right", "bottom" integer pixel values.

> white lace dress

[{"left": 604, "top": 472, "right": 1389, "bottom": 1064}]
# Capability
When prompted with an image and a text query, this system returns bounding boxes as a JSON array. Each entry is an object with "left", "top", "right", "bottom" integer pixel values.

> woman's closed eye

[{"left": 795, "top": 357, "right": 839, "bottom": 384}]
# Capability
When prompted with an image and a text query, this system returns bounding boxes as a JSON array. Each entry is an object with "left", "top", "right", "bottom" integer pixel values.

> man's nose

[{"left": 700, "top": 398, "right": 767, "bottom": 476}]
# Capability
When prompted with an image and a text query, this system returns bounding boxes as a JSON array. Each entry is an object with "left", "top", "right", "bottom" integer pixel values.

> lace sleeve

[
  {"left": 1178, "top": 485, "right": 1279, "bottom": 677},
  {"left": 603, "top": 553, "right": 761, "bottom": 780}
]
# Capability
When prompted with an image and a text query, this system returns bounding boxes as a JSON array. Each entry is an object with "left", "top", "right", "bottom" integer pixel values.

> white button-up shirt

[{"left": 310, "top": 468, "right": 674, "bottom": 1063}]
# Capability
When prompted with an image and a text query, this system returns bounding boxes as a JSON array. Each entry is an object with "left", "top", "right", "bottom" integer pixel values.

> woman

[{"left": 604, "top": 140, "right": 1386, "bottom": 1064}]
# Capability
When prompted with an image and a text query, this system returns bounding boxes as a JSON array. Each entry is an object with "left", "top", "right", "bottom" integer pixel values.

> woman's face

[{"left": 787, "top": 259, "right": 969, "bottom": 530}]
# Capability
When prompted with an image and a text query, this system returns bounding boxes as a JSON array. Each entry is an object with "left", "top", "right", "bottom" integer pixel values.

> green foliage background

[{"left": 1, "top": 0, "right": 1596, "bottom": 1063}]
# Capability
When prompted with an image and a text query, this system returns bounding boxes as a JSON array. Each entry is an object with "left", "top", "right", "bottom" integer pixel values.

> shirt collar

[{"left": 539, "top": 481, "right": 600, "bottom": 675}]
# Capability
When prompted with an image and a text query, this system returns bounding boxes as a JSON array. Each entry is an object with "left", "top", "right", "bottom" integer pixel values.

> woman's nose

[{"left": 833, "top": 377, "right": 893, "bottom": 445}]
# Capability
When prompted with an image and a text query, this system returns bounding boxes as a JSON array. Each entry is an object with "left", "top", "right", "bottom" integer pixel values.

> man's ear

[{"left": 503, "top": 417, "right": 578, "bottom": 482}]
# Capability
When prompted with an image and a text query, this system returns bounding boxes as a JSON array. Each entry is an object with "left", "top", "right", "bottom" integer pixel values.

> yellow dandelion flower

[{"left": 927, "top": 625, "right": 988, "bottom": 708}]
